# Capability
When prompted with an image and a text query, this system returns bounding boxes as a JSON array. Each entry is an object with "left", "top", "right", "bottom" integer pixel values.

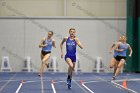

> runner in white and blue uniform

[
  {"left": 38, "top": 31, "right": 56, "bottom": 76},
  {"left": 112, "top": 35, "right": 132, "bottom": 80},
  {"left": 60, "top": 28, "right": 83, "bottom": 89}
]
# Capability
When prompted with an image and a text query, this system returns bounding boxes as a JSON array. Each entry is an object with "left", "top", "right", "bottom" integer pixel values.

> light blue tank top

[
  {"left": 66, "top": 37, "right": 77, "bottom": 56},
  {"left": 118, "top": 42, "right": 129, "bottom": 57},
  {"left": 113, "top": 42, "right": 118, "bottom": 57},
  {"left": 114, "top": 50, "right": 118, "bottom": 57},
  {"left": 42, "top": 38, "right": 53, "bottom": 52}
]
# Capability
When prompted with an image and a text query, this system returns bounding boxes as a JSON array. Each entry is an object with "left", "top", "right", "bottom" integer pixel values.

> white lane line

[
  {"left": 24, "top": 81, "right": 38, "bottom": 84},
  {"left": 84, "top": 80, "right": 101, "bottom": 84},
  {"left": 114, "top": 78, "right": 140, "bottom": 82},
  {"left": 98, "top": 77, "right": 138, "bottom": 93},
  {"left": 97, "top": 77, "right": 130, "bottom": 92},
  {"left": 0, "top": 78, "right": 41, "bottom": 83},
  {"left": 54, "top": 81, "right": 66, "bottom": 84},
  {"left": 81, "top": 81, "right": 95, "bottom": 93},
  {"left": 0, "top": 80, "right": 19, "bottom": 83},
  {"left": 76, "top": 78, "right": 140, "bottom": 84},
  {"left": 15, "top": 80, "right": 24, "bottom": 93},
  {"left": 51, "top": 80, "right": 56, "bottom": 93},
  {"left": 23, "top": 80, "right": 49, "bottom": 84},
  {"left": 73, "top": 79, "right": 89, "bottom": 93},
  {"left": 0, "top": 73, "right": 17, "bottom": 92},
  {"left": 40, "top": 76, "right": 44, "bottom": 93},
  {"left": 111, "top": 81, "right": 138, "bottom": 93}
]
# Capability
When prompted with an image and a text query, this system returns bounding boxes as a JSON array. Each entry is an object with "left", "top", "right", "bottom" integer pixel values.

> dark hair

[{"left": 48, "top": 31, "right": 53, "bottom": 35}]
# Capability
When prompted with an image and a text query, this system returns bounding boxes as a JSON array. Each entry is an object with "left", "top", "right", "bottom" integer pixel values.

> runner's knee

[
  {"left": 69, "top": 64, "right": 73, "bottom": 69},
  {"left": 42, "top": 60, "right": 46, "bottom": 64}
]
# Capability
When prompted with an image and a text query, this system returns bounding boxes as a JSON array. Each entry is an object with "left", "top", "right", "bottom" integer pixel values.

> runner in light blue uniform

[
  {"left": 60, "top": 28, "right": 83, "bottom": 89},
  {"left": 109, "top": 37, "right": 122, "bottom": 76},
  {"left": 112, "top": 36, "right": 132, "bottom": 80},
  {"left": 117, "top": 43, "right": 129, "bottom": 57},
  {"left": 39, "top": 31, "right": 56, "bottom": 76},
  {"left": 42, "top": 39, "right": 53, "bottom": 53}
]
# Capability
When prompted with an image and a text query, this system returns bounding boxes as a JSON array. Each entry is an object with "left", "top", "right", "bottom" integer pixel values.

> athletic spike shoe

[
  {"left": 112, "top": 76, "right": 115, "bottom": 80},
  {"left": 67, "top": 79, "right": 72, "bottom": 89}
]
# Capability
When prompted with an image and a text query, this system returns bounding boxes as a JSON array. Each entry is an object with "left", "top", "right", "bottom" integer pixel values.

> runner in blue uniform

[
  {"left": 109, "top": 37, "right": 122, "bottom": 75},
  {"left": 38, "top": 31, "right": 56, "bottom": 76},
  {"left": 60, "top": 28, "right": 83, "bottom": 89},
  {"left": 112, "top": 36, "right": 132, "bottom": 80}
]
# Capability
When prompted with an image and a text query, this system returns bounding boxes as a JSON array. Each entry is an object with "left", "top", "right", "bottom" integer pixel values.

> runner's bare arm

[
  {"left": 39, "top": 37, "right": 47, "bottom": 48},
  {"left": 52, "top": 39, "right": 56, "bottom": 48},
  {"left": 128, "top": 44, "right": 133, "bottom": 57},
  {"left": 60, "top": 37, "right": 67, "bottom": 58},
  {"left": 75, "top": 38, "right": 83, "bottom": 49}
]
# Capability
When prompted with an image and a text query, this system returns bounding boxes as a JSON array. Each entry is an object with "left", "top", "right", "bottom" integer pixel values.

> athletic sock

[{"left": 67, "top": 75, "right": 71, "bottom": 80}]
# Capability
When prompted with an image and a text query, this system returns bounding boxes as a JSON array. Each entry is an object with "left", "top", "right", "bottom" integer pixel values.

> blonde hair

[{"left": 121, "top": 35, "right": 127, "bottom": 39}]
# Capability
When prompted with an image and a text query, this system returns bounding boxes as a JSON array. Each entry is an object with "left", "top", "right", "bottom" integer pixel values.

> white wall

[
  {"left": 0, "top": 0, "right": 126, "bottom": 17},
  {"left": 0, "top": 17, "right": 126, "bottom": 72}
]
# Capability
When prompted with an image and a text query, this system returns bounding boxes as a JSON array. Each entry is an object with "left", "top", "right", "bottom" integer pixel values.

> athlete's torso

[
  {"left": 66, "top": 37, "right": 77, "bottom": 56},
  {"left": 42, "top": 38, "right": 53, "bottom": 52},
  {"left": 118, "top": 42, "right": 129, "bottom": 57}
]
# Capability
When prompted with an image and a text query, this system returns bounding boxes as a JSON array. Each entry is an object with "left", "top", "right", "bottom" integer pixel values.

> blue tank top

[
  {"left": 66, "top": 37, "right": 77, "bottom": 56},
  {"left": 42, "top": 38, "right": 53, "bottom": 52},
  {"left": 114, "top": 50, "right": 118, "bottom": 57},
  {"left": 118, "top": 42, "right": 129, "bottom": 57},
  {"left": 113, "top": 42, "right": 118, "bottom": 57}
]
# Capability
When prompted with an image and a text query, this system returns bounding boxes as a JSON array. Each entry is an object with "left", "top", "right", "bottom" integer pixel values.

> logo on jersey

[{"left": 67, "top": 42, "right": 76, "bottom": 46}]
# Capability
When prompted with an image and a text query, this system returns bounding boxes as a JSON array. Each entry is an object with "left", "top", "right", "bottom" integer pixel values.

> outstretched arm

[
  {"left": 75, "top": 38, "right": 83, "bottom": 49},
  {"left": 52, "top": 39, "right": 56, "bottom": 48},
  {"left": 109, "top": 43, "right": 116, "bottom": 53},
  {"left": 60, "top": 37, "right": 67, "bottom": 58},
  {"left": 128, "top": 44, "right": 132, "bottom": 57}
]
